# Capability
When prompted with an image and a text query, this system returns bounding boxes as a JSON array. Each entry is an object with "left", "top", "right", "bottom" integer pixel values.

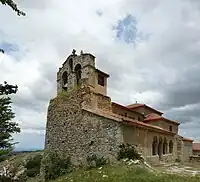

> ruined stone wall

[
  {"left": 193, "top": 150, "right": 200, "bottom": 155},
  {"left": 189, "top": 156, "right": 200, "bottom": 163},
  {"left": 45, "top": 86, "right": 123, "bottom": 166},
  {"left": 176, "top": 135, "right": 184, "bottom": 162}
]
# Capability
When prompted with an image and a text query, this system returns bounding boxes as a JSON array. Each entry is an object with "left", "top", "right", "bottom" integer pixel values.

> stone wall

[
  {"left": 193, "top": 150, "right": 200, "bottom": 156},
  {"left": 176, "top": 135, "right": 184, "bottom": 162},
  {"left": 129, "top": 106, "right": 162, "bottom": 116},
  {"left": 45, "top": 86, "right": 123, "bottom": 166},
  {"left": 112, "top": 103, "right": 144, "bottom": 121},
  {"left": 121, "top": 123, "right": 176, "bottom": 164},
  {"left": 189, "top": 156, "right": 200, "bottom": 163},
  {"left": 57, "top": 53, "right": 96, "bottom": 93},
  {"left": 183, "top": 141, "right": 193, "bottom": 162},
  {"left": 145, "top": 120, "right": 178, "bottom": 134}
]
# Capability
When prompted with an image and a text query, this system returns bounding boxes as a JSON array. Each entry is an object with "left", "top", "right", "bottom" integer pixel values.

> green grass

[{"left": 51, "top": 163, "right": 200, "bottom": 182}]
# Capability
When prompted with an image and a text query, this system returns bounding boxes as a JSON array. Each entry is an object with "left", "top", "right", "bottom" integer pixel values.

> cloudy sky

[{"left": 0, "top": 0, "right": 200, "bottom": 150}]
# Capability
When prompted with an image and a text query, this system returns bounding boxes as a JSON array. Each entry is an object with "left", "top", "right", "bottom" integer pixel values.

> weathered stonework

[
  {"left": 45, "top": 50, "right": 193, "bottom": 167},
  {"left": 45, "top": 85, "right": 122, "bottom": 166}
]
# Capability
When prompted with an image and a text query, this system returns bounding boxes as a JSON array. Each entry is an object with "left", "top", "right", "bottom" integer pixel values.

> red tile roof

[
  {"left": 144, "top": 113, "right": 180, "bottom": 125},
  {"left": 193, "top": 143, "right": 200, "bottom": 151},
  {"left": 127, "top": 103, "right": 144, "bottom": 108},
  {"left": 126, "top": 103, "right": 163, "bottom": 115}
]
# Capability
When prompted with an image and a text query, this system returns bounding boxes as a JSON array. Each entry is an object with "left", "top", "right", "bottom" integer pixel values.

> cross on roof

[{"left": 72, "top": 49, "right": 76, "bottom": 55}]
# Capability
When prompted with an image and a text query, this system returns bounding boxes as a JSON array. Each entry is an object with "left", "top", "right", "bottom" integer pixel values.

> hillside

[
  {"left": 51, "top": 162, "right": 200, "bottom": 182},
  {"left": 1, "top": 151, "right": 200, "bottom": 182}
]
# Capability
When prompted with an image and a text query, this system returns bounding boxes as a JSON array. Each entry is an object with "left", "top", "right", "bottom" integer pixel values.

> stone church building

[{"left": 45, "top": 50, "right": 193, "bottom": 165}]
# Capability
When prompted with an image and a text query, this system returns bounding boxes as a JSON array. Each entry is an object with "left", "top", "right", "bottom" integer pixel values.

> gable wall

[
  {"left": 112, "top": 104, "right": 144, "bottom": 120},
  {"left": 145, "top": 120, "right": 178, "bottom": 134}
]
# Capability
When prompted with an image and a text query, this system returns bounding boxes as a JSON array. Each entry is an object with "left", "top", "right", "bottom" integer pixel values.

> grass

[{"left": 51, "top": 162, "right": 200, "bottom": 182}]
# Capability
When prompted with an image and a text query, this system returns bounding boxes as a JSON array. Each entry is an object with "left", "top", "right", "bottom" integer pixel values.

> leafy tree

[
  {"left": 0, "top": 0, "right": 25, "bottom": 16},
  {"left": 0, "top": 81, "right": 20, "bottom": 160}
]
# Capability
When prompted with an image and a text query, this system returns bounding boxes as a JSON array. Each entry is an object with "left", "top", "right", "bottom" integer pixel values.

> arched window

[
  {"left": 169, "top": 125, "right": 172, "bottom": 132},
  {"left": 169, "top": 140, "right": 173, "bottom": 153},
  {"left": 163, "top": 138, "right": 167, "bottom": 154},
  {"left": 75, "top": 64, "right": 81, "bottom": 85},
  {"left": 69, "top": 58, "right": 73, "bottom": 71},
  {"left": 62, "top": 71, "right": 68, "bottom": 91},
  {"left": 152, "top": 136, "right": 158, "bottom": 155}
]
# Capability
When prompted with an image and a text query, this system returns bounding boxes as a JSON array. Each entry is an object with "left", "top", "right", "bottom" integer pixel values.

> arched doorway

[
  {"left": 69, "top": 58, "right": 73, "bottom": 71},
  {"left": 152, "top": 136, "right": 158, "bottom": 155},
  {"left": 163, "top": 137, "right": 167, "bottom": 154},
  {"left": 75, "top": 64, "right": 81, "bottom": 85},
  {"left": 62, "top": 71, "right": 68, "bottom": 90},
  {"left": 169, "top": 140, "right": 173, "bottom": 153}
]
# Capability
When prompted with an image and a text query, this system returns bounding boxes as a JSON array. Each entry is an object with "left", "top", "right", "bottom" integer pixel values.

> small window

[
  {"left": 124, "top": 113, "right": 127, "bottom": 117},
  {"left": 169, "top": 125, "right": 172, "bottom": 132},
  {"left": 69, "top": 58, "right": 73, "bottom": 71},
  {"left": 98, "top": 74, "right": 105, "bottom": 86}
]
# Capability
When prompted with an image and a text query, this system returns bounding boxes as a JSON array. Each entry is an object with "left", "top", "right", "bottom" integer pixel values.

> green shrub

[
  {"left": 0, "top": 176, "right": 14, "bottom": 182},
  {"left": 26, "top": 168, "right": 40, "bottom": 178},
  {"left": 25, "top": 154, "right": 42, "bottom": 169},
  {"left": 117, "top": 143, "right": 141, "bottom": 160},
  {"left": 41, "top": 151, "right": 71, "bottom": 181},
  {"left": 25, "top": 154, "right": 42, "bottom": 177},
  {"left": 86, "top": 154, "right": 107, "bottom": 168},
  {"left": 0, "top": 148, "right": 12, "bottom": 162}
]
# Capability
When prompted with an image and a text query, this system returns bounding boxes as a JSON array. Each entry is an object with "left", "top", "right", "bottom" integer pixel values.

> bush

[
  {"left": 25, "top": 154, "right": 42, "bottom": 177},
  {"left": 0, "top": 148, "right": 12, "bottom": 162},
  {"left": 0, "top": 176, "right": 14, "bottom": 182},
  {"left": 25, "top": 154, "right": 42, "bottom": 169},
  {"left": 86, "top": 154, "right": 107, "bottom": 169},
  {"left": 26, "top": 168, "right": 40, "bottom": 178},
  {"left": 41, "top": 151, "right": 71, "bottom": 181},
  {"left": 117, "top": 143, "right": 141, "bottom": 160}
]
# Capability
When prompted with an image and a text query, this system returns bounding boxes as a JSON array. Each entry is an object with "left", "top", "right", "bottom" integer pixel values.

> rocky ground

[{"left": 152, "top": 162, "right": 200, "bottom": 176}]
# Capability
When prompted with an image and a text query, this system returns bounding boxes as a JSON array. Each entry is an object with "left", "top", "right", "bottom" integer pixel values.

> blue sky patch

[
  {"left": 114, "top": 14, "right": 138, "bottom": 44},
  {"left": 0, "top": 41, "right": 19, "bottom": 54},
  {"left": 114, "top": 14, "right": 150, "bottom": 44}
]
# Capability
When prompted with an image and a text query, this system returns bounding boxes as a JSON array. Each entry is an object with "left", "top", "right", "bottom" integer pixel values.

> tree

[
  {"left": 0, "top": 81, "right": 20, "bottom": 160},
  {"left": 0, "top": 0, "right": 25, "bottom": 16}
]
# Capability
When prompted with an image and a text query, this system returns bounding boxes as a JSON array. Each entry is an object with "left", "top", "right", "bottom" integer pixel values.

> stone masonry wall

[
  {"left": 45, "top": 86, "right": 123, "bottom": 166},
  {"left": 183, "top": 141, "right": 193, "bottom": 162}
]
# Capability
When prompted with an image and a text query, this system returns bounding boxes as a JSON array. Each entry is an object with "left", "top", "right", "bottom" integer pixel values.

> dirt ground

[{"left": 152, "top": 162, "right": 200, "bottom": 176}]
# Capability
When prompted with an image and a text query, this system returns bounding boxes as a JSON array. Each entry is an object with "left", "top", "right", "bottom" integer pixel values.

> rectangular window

[{"left": 98, "top": 74, "right": 105, "bottom": 86}]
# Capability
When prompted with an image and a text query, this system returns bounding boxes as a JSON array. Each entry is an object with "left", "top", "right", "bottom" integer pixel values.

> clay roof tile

[{"left": 193, "top": 143, "right": 200, "bottom": 151}]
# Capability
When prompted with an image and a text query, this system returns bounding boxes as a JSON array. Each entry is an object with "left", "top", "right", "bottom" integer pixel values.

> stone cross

[{"left": 72, "top": 49, "right": 76, "bottom": 55}]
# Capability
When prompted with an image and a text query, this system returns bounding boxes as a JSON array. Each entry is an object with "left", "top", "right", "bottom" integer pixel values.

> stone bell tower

[
  {"left": 57, "top": 49, "right": 109, "bottom": 96},
  {"left": 44, "top": 50, "right": 112, "bottom": 166}
]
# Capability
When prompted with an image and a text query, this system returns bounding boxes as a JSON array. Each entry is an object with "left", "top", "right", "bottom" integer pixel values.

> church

[{"left": 44, "top": 50, "right": 193, "bottom": 166}]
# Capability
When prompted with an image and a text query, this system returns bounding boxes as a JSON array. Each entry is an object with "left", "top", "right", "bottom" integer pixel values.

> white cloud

[{"left": 1, "top": 0, "right": 200, "bottom": 149}]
